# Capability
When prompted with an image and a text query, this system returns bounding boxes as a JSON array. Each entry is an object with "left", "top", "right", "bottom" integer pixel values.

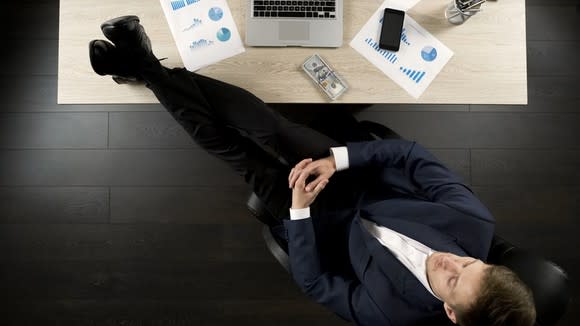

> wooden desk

[{"left": 58, "top": 0, "right": 527, "bottom": 104}]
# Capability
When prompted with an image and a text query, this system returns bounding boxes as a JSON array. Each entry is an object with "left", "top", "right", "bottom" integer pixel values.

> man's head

[{"left": 426, "top": 252, "right": 536, "bottom": 326}]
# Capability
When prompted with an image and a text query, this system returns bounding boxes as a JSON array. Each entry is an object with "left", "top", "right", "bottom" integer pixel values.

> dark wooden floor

[{"left": 0, "top": 0, "right": 579, "bottom": 325}]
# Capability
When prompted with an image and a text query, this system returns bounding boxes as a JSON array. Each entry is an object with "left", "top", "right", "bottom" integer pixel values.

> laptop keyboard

[{"left": 252, "top": 0, "right": 336, "bottom": 19}]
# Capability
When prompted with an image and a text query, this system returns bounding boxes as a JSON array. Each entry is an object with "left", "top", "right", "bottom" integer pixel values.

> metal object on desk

[{"left": 445, "top": 0, "right": 486, "bottom": 25}]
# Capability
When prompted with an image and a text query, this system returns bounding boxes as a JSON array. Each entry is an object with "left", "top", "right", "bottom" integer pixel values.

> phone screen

[{"left": 379, "top": 8, "right": 405, "bottom": 51}]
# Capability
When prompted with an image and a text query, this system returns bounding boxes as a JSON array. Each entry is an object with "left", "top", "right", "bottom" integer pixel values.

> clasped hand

[{"left": 288, "top": 156, "right": 336, "bottom": 209}]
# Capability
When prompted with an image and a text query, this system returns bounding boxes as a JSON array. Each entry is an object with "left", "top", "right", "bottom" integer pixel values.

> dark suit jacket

[{"left": 283, "top": 140, "right": 495, "bottom": 326}]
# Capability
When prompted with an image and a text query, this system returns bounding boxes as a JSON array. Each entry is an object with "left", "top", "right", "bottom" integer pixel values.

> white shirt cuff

[
  {"left": 289, "top": 207, "right": 311, "bottom": 220},
  {"left": 330, "top": 146, "right": 349, "bottom": 172}
]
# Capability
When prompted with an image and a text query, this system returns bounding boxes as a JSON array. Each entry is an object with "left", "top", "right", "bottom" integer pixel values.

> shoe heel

[{"left": 89, "top": 40, "right": 110, "bottom": 76}]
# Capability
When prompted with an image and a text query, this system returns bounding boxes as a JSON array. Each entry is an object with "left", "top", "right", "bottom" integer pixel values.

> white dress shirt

[
  {"left": 360, "top": 218, "right": 441, "bottom": 300},
  {"left": 289, "top": 146, "right": 441, "bottom": 301}
]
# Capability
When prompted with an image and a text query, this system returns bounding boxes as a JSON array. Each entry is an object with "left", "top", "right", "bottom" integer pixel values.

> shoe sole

[
  {"left": 89, "top": 39, "right": 140, "bottom": 84},
  {"left": 100, "top": 15, "right": 140, "bottom": 35}
]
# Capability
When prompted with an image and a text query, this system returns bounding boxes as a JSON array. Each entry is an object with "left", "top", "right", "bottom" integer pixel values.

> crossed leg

[{"left": 139, "top": 63, "right": 342, "bottom": 219}]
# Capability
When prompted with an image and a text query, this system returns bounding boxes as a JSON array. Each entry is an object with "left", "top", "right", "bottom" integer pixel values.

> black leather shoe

[
  {"left": 100, "top": 15, "right": 154, "bottom": 61},
  {"left": 88, "top": 39, "right": 141, "bottom": 84}
]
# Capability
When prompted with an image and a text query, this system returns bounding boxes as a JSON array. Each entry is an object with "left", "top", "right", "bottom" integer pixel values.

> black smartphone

[{"left": 379, "top": 8, "right": 405, "bottom": 51}]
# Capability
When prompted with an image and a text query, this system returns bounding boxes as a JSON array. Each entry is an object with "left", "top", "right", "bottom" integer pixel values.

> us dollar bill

[{"left": 302, "top": 54, "right": 348, "bottom": 100}]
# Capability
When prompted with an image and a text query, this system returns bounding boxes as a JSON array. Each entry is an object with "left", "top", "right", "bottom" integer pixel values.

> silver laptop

[{"left": 245, "top": 0, "right": 343, "bottom": 47}]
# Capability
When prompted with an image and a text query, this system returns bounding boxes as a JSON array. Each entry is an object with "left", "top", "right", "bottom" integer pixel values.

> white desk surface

[{"left": 58, "top": 0, "right": 527, "bottom": 104}]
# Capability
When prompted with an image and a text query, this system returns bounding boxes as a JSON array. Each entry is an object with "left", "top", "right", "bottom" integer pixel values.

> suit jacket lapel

[
  {"left": 354, "top": 215, "right": 445, "bottom": 310},
  {"left": 358, "top": 209, "right": 467, "bottom": 256}
]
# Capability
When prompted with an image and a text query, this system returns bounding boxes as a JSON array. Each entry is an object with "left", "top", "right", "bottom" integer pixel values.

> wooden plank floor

[{"left": 1, "top": 0, "right": 579, "bottom": 325}]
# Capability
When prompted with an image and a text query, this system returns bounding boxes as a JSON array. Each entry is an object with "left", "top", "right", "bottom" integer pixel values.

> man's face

[{"left": 426, "top": 252, "right": 489, "bottom": 307}]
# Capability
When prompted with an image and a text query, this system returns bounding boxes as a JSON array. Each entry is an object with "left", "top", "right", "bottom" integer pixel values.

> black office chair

[{"left": 246, "top": 115, "right": 570, "bottom": 326}]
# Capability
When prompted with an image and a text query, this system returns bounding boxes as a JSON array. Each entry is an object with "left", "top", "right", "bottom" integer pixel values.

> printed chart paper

[
  {"left": 381, "top": 0, "right": 422, "bottom": 12},
  {"left": 350, "top": 1, "right": 453, "bottom": 98},
  {"left": 159, "top": 0, "right": 245, "bottom": 71}
]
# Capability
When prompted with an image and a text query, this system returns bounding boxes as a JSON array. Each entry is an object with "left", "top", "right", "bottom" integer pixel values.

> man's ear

[{"left": 444, "top": 302, "right": 457, "bottom": 324}]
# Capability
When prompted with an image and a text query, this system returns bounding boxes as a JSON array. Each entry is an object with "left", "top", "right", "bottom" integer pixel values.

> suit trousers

[
  {"left": 139, "top": 63, "right": 383, "bottom": 275},
  {"left": 140, "top": 63, "right": 343, "bottom": 219}
]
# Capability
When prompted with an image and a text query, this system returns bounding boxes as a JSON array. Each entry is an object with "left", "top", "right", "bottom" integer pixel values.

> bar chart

[
  {"left": 399, "top": 66, "right": 426, "bottom": 84},
  {"left": 401, "top": 28, "right": 410, "bottom": 46},
  {"left": 171, "top": 0, "right": 200, "bottom": 11},
  {"left": 189, "top": 39, "right": 214, "bottom": 49},
  {"left": 364, "top": 37, "right": 398, "bottom": 64}
]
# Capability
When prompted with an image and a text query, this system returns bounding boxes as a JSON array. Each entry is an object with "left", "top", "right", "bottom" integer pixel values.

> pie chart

[
  {"left": 421, "top": 46, "right": 437, "bottom": 62},
  {"left": 209, "top": 7, "right": 224, "bottom": 21},
  {"left": 216, "top": 27, "right": 231, "bottom": 42}
]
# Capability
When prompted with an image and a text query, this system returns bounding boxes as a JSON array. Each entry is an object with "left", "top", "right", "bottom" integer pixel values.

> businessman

[{"left": 89, "top": 16, "right": 536, "bottom": 326}]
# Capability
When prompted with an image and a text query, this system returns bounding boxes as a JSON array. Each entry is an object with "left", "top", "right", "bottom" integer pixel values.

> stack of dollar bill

[{"left": 302, "top": 54, "right": 348, "bottom": 101}]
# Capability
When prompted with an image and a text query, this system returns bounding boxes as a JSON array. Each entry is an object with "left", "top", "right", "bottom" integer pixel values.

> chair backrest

[{"left": 487, "top": 236, "right": 570, "bottom": 326}]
